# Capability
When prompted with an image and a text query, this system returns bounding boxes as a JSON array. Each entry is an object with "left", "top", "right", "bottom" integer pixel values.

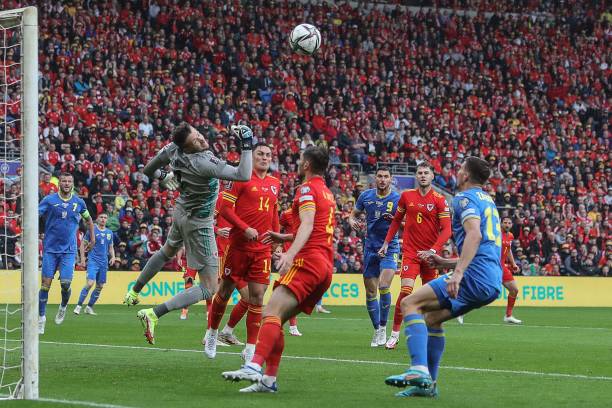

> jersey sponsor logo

[
  {"left": 209, "top": 156, "right": 220, "bottom": 165},
  {"left": 300, "top": 186, "right": 311, "bottom": 194},
  {"left": 427, "top": 204, "right": 434, "bottom": 211},
  {"left": 299, "top": 194, "right": 314, "bottom": 202}
]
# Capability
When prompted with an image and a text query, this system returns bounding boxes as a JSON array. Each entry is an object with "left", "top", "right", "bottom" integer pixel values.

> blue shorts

[
  {"left": 363, "top": 248, "right": 399, "bottom": 279},
  {"left": 428, "top": 271, "right": 500, "bottom": 317},
  {"left": 86, "top": 260, "right": 108, "bottom": 284},
  {"left": 41, "top": 252, "right": 77, "bottom": 281}
]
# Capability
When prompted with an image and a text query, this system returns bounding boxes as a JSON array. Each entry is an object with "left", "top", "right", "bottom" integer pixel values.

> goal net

[{"left": 0, "top": 6, "right": 38, "bottom": 400}]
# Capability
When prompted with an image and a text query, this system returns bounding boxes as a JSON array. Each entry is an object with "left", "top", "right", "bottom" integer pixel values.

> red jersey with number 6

[
  {"left": 387, "top": 188, "right": 452, "bottom": 260},
  {"left": 220, "top": 172, "right": 280, "bottom": 252},
  {"left": 291, "top": 176, "right": 336, "bottom": 264}
]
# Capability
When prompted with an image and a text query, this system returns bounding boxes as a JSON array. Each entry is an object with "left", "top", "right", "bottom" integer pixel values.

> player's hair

[
  {"left": 172, "top": 122, "right": 192, "bottom": 149},
  {"left": 464, "top": 156, "right": 491, "bottom": 185},
  {"left": 59, "top": 172, "right": 73, "bottom": 179},
  {"left": 97, "top": 212, "right": 108, "bottom": 217},
  {"left": 416, "top": 161, "right": 435, "bottom": 172},
  {"left": 502, "top": 215, "right": 512, "bottom": 222},
  {"left": 376, "top": 166, "right": 391, "bottom": 175},
  {"left": 302, "top": 146, "right": 329, "bottom": 175},
  {"left": 253, "top": 142, "right": 271, "bottom": 151}
]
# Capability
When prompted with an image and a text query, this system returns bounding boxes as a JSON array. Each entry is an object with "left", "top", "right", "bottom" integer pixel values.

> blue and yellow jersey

[
  {"left": 356, "top": 188, "right": 400, "bottom": 251},
  {"left": 39, "top": 192, "right": 89, "bottom": 254}
]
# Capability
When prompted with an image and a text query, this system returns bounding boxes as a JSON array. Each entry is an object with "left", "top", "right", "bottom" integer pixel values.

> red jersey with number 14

[
  {"left": 392, "top": 188, "right": 452, "bottom": 258},
  {"left": 291, "top": 176, "right": 336, "bottom": 264},
  {"left": 501, "top": 230, "right": 514, "bottom": 267},
  {"left": 221, "top": 172, "right": 280, "bottom": 252}
]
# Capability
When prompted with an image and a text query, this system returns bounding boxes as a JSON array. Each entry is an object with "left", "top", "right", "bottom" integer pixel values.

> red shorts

[
  {"left": 277, "top": 254, "right": 332, "bottom": 315},
  {"left": 220, "top": 245, "right": 271, "bottom": 285},
  {"left": 502, "top": 266, "right": 515, "bottom": 283},
  {"left": 400, "top": 256, "right": 438, "bottom": 284},
  {"left": 184, "top": 266, "right": 247, "bottom": 290}
]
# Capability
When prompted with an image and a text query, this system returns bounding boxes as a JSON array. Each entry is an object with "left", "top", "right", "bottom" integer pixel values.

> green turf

[{"left": 2, "top": 305, "right": 612, "bottom": 407}]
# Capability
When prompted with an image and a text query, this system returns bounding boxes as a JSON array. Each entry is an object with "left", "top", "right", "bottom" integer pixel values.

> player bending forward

[
  {"left": 349, "top": 167, "right": 400, "bottom": 347},
  {"left": 384, "top": 156, "right": 502, "bottom": 397},
  {"left": 222, "top": 146, "right": 336, "bottom": 393},
  {"left": 378, "top": 162, "right": 451, "bottom": 349},
  {"left": 123, "top": 123, "right": 253, "bottom": 344}
]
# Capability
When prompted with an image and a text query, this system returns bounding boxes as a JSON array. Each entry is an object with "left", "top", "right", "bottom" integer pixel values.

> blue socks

[
  {"left": 366, "top": 297, "right": 380, "bottom": 329},
  {"left": 379, "top": 287, "right": 391, "bottom": 327},
  {"left": 404, "top": 313, "right": 428, "bottom": 368},
  {"left": 39, "top": 287, "right": 49, "bottom": 317},
  {"left": 78, "top": 286, "right": 90, "bottom": 306},
  {"left": 88, "top": 288, "right": 101, "bottom": 307},
  {"left": 427, "top": 328, "right": 445, "bottom": 381}
]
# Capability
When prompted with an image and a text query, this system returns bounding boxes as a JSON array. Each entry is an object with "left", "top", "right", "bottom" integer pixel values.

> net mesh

[{"left": 0, "top": 11, "right": 24, "bottom": 399}]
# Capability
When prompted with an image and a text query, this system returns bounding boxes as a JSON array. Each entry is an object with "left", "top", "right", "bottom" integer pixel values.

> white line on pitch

[
  {"left": 38, "top": 397, "right": 136, "bottom": 408},
  {"left": 39, "top": 340, "right": 612, "bottom": 382}
]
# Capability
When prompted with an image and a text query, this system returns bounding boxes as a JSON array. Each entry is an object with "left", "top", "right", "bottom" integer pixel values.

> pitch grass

[{"left": 3, "top": 305, "right": 612, "bottom": 408}]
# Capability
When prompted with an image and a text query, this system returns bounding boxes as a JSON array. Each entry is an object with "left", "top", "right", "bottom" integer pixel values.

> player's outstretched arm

[{"left": 205, "top": 125, "right": 253, "bottom": 181}]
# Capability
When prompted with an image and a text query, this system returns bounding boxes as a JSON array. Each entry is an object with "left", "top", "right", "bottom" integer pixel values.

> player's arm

[
  {"left": 79, "top": 201, "right": 95, "bottom": 250},
  {"left": 507, "top": 246, "right": 519, "bottom": 272},
  {"left": 38, "top": 196, "right": 49, "bottom": 218},
  {"left": 447, "top": 218, "right": 482, "bottom": 298},
  {"left": 198, "top": 125, "right": 253, "bottom": 181},
  {"left": 108, "top": 235, "right": 117, "bottom": 265},
  {"left": 218, "top": 188, "right": 258, "bottom": 241},
  {"left": 349, "top": 192, "right": 366, "bottom": 231},
  {"left": 79, "top": 235, "right": 87, "bottom": 267},
  {"left": 419, "top": 199, "right": 452, "bottom": 259},
  {"left": 378, "top": 196, "right": 405, "bottom": 257},
  {"left": 144, "top": 144, "right": 178, "bottom": 189},
  {"left": 275, "top": 206, "right": 315, "bottom": 274}
]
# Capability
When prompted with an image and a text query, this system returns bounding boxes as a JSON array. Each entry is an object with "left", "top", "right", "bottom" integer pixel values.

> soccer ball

[{"left": 289, "top": 23, "right": 321, "bottom": 56}]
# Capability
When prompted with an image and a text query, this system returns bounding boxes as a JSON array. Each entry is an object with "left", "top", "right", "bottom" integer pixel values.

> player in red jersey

[
  {"left": 501, "top": 216, "right": 522, "bottom": 324},
  {"left": 277, "top": 207, "right": 302, "bottom": 336},
  {"left": 379, "top": 162, "right": 452, "bottom": 349},
  {"left": 211, "top": 189, "right": 251, "bottom": 345},
  {"left": 222, "top": 146, "right": 336, "bottom": 393},
  {"left": 205, "top": 143, "right": 280, "bottom": 361}
]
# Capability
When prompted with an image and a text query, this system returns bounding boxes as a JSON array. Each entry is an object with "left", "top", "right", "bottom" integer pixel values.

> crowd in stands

[{"left": 0, "top": 0, "right": 610, "bottom": 277}]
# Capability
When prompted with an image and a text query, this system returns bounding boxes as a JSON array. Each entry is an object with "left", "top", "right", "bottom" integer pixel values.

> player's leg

[
  {"left": 180, "top": 267, "right": 197, "bottom": 320},
  {"left": 75, "top": 277, "right": 95, "bottom": 315},
  {"left": 288, "top": 315, "right": 301, "bottom": 336},
  {"left": 242, "top": 253, "right": 272, "bottom": 362},
  {"left": 55, "top": 252, "right": 77, "bottom": 325},
  {"left": 126, "top": 242, "right": 179, "bottom": 306},
  {"left": 86, "top": 266, "right": 107, "bottom": 315},
  {"left": 378, "top": 252, "right": 398, "bottom": 343},
  {"left": 502, "top": 279, "right": 522, "bottom": 324},
  {"left": 364, "top": 275, "right": 381, "bottom": 346},
  {"left": 387, "top": 260, "right": 419, "bottom": 349},
  {"left": 39, "top": 252, "right": 59, "bottom": 329},
  {"left": 219, "top": 282, "right": 248, "bottom": 345}
]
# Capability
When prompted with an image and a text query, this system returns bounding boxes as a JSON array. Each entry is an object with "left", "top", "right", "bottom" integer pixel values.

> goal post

[
  {"left": 22, "top": 5, "right": 39, "bottom": 400},
  {"left": 0, "top": 5, "right": 38, "bottom": 400}
]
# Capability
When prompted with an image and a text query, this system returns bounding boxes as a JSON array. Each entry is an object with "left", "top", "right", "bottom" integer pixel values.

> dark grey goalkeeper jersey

[{"left": 143, "top": 143, "right": 252, "bottom": 221}]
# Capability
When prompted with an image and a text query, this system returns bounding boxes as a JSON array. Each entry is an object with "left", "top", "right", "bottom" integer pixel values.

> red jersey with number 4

[
  {"left": 291, "top": 176, "right": 336, "bottom": 264},
  {"left": 501, "top": 231, "right": 514, "bottom": 267},
  {"left": 391, "top": 189, "right": 452, "bottom": 258},
  {"left": 220, "top": 172, "right": 280, "bottom": 252},
  {"left": 279, "top": 208, "right": 296, "bottom": 252}
]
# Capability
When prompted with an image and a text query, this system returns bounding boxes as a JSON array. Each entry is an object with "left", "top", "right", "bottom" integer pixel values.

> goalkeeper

[{"left": 124, "top": 122, "right": 253, "bottom": 344}]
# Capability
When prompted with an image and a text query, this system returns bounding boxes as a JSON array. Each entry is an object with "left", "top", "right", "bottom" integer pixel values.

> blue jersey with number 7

[{"left": 451, "top": 187, "right": 502, "bottom": 285}]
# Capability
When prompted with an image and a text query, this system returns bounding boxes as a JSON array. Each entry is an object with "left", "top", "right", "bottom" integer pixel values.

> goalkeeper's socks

[
  {"left": 404, "top": 313, "right": 428, "bottom": 368},
  {"left": 366, "top": 297, "right": 380, "bottom": 329},
  {"left": 379, "top": 287, "right": 392, "bottom": 327}
]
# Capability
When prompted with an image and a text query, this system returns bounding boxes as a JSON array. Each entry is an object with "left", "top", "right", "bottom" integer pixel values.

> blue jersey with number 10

[
  {"left": 451, "top": 187, "right": 502, "bottom": 285},
  {"left": 355, "top": 189, "right": 400, "bottom": 251}
]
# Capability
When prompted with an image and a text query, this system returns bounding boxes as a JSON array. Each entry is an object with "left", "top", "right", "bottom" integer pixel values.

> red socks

[
  {"left": 246, "top": 303, "right": 263, "bottom": 344},
  {"left": 392, "top": 286, "right": 413, "bottom": 332},
  {"left": 289, "top": 316, "right": 298, "bottom": 326},
  {"left": 264, "top": 329, "right": 284, "bottom": 376},
  {"left": 251, "top": 316, "right": 282, "bottom": 367},
  {"left": 506, "top": 295, "right": 517, "bottom": 317},
  {"left": 208, "top": 294, "right": 228, "bottom": 330},
  {"left": 227, "top": 298, "right": 249, "bottom": 329}
]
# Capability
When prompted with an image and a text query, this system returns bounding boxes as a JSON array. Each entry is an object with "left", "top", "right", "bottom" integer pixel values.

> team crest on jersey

[
  {"left": 460, "top": 198, "right": 469, "bottom": 209},
  {"left": 224, "top": 267, "right": 231, "bottom": 276},
  {"left": 300, "top": 186, "right": 311, "bottom": 194},
  {"left": 403, "top": 265, "right": 409, "bottom": 271},
  {"left": 427, "top": 204, "right": 434, "bottom": 211},
  {"left": 271, "top": 186, "right": 277, "bottom": 195},
  {"left": 107, "top": 234, "right": 111, "bottom": 240}
]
